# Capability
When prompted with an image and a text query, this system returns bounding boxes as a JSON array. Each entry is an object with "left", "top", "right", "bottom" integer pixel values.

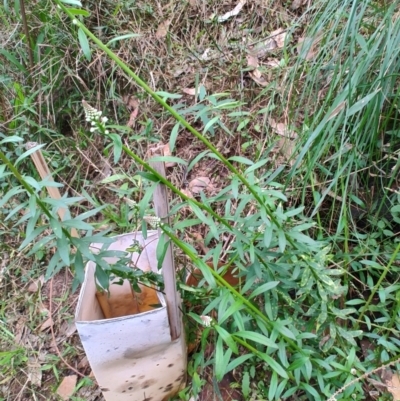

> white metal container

[{"left": 75, "top": 231, "right": 187, "bottom": 401}]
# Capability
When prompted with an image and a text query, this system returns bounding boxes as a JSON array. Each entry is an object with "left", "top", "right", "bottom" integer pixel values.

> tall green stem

[{"left": 356, "top": 240, "right": 400, "bottom": 327}]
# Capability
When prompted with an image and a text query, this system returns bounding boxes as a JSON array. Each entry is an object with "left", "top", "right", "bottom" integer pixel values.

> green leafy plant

[{"left": 1, "top": 0, "right": 400, "bottom": 399}]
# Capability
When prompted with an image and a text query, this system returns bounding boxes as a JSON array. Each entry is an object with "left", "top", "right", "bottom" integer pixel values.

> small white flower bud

[
  {"left": 143, "top": 216, "right": 161, "bottom": 228},
  {"left": 200, "top": 315, "right": 212, "bottom": 327}
]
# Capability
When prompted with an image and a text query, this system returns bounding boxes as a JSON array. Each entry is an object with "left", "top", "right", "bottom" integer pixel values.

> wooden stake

[
  {"left": 151, "top": 161, "right": 181, "bottom": 340},
  {"left": 26, "top": 142, "right": 79, "bottom": 238}
]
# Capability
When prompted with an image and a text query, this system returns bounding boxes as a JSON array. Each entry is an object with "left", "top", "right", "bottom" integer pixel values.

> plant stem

[
  {"left": 356, "top": 239, "right": 400, "bottom": 327},
  {"left": 53, "top": 0, "right": 297, "bottom": 249},
  {"left": 163, "top": 224, "right": 306, "bottom": 356},
  {"left": 19, "top": 0, "right": 34, "bottom": 74}
]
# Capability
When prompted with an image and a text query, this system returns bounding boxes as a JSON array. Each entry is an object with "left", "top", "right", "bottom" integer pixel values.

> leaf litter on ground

[
  {"left": 57, "top": 375, "right": 78, "bottom": 400},
  {"left": 216, "top": 0, "right": 247, "bottom": 23}
]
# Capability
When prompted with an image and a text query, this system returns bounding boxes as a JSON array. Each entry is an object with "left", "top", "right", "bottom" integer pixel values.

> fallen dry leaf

[
  {"left": 124, "top": 96, "right": 139, "bottom": 128},
  {"left": 148, "top": 143, "right": 165, "bottom": 155},
  {"left": 327, "top": 101, "right": 347, "bottom": 121},
  {"left": 40, "top": 316, "right": 54, "bottom": 332},
  {"left": 291, "top": 0, "right": 307, "bottom": 9},
  {"left": 48, "top": 337, "right": 58, "bottom": 353},
  {"left": 247, "top": 28, "right": 286, "bottom": 58},
  {"left": 163, "top": 143, "right": 176, "bottom": 168},
  {"left": 27, "top": 359, "right": 42, "bottom": 386},
  {"left": 249, "top": 69, "right": 269, "bottom": 87},
  {"left": 60, "top": 321, "right": 77, "bottom": 337},
  {"left": 268, "top": 117, "right": 298, "bottom": 139},
  {"left": 57, "top": 375, "right": 77, "bottom": 400},
  {"left": 297, "top": 35, "right": 322, "bottom": 61},
  {"left": 277, "top": 138, "right": 296, "bottom": 166},
  {"left": 188, "top": 0, "right": 197, "bottom": 7},
  {"left": 217, "top": 0, "right": 247, "bottom": 22},
  {"left": 181, "top": 188, "right": 194, "bottom": 198},
  {"left": 386, "top": 372, "right": 400, "bottom": 401},
  {"left": 246, "top": 55, "right": 259, "bottom": 68},
  {"left": 28, "top": 275, "right": 44, "bottom": 292},
  {"left": 189, "top": 177, "right": 211, "bottom": 194},
  {"left": 156, "top": 19, "right": 171, "bottom": 39},
  {"left": 127, "top": 107, "right": 139, "bottom": 128},
  {"left": 182, "top": 87, "right": 197, "bottom": 96},
  {"left": 125, "top": 95, "right": 139, "bottom": 110},
  {"left": 78, "top": 356, "right": 89, "bottom": 370},
  {"left": 248, "top": 39, "right": 276, "bottom": 58},
  {"left": 14, "top": 317, "right": 27, "bottom": 344},
  {"left": 148, "top": 143, "right": 176, "bottom": 167},
  {"left": 270, "top": 28, "right": 287, "bottom": 49},
  {"left": 265, "top": 58, "right": 281, "bottom": 68}
]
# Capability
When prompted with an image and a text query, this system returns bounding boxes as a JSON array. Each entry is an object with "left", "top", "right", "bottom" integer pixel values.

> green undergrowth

[{"left": 0, "top": 0, "right": 400, "bottom": 400}]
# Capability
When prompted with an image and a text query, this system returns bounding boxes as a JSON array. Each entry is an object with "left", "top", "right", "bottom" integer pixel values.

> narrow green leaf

[
  {"left": 347, "top": 90, "right": 380, "bottom": 117},
  {"left": 148, "top": 155, "right": 187, "bottom": 165},
  {"left": 74, "top": 250, "right": 85, "bottom": 283},
  {"left": 108, "top": 133, "right": 122, "bottom": 163},
  {"left": 226, "top": 354, "right": 253, "bottom": 374},
  {"left": 74, "top": 205, "right": 108, "bottom": 220},
  {"left": 27, "top": 234, "right": 55, "bottom": 256},
  {"left": 228, "top": 156, "right": 254, "bottom": 165},
  {"left": 299, "top": 382, "right": 321, "bottom": 400},
  {"left": 234, "top": 331, "right": 278, "bottom": 349},
  {"left": 242, "top": 372, "right": 250, "bottom": 398},
  {"left": 203, "top": 116, "right": 220, "bottom": 134},
  {"left": 284, "top": 206, "right": 305, "bottom": 217},
  {"left": 288, "top": 357, "right": 307, "bottom": 371},
  {"left": 60, "top": 0, "right": 82, "bottom": 5},
  {"left": 99, "top": 174, "right": 126, "bottom": 183},
  {"left": 50, "top": 217, "right": 63, "bottom": 238},
  {"left": 57, "top": 237, "right": 70, "bottom": 266},
  {"left": 273, "top": 320, "right": 296, "bottom": 340},
  {"left": 195, "top": 259, "right": 216, "bottom": 288},
  {"left": 14, "top": 144, "right": 46, "bottom": 166},
  {"left": 136, "top": 171, "right": 160, "bottom": 182},
  {"left": 263, "top": 226, "right": 273, "bottom": 248},
  {"left": 78, "top": 27, "right": 91, "bottom": 61},
  {"left": 245, "top": 158, "right": 269, "bottom": 174},
  {"left": 45, "top": 251, "right": 62, "bottom": 280},
  {"left": 68, "top": 8, "right": 90, "bottom": 16},
  {"left": 106, "top": 33, "right": 141, "bottom": 46},
  {"left": 259, "top": 353, "right": 288, "bottom": 379},
  {"left": 19, "top": 226, "right": 47, "bottom": 250},
  {"left": 0, "top": 49, "right": 27, "bottom": 72},
  {"left": 215, "top": 337, "right": 225, "bottom": 381},
  {"left": 215, "top": 325, "right": 238, "bottom": 354},
  {"left": 0, "top": 187, "right": 25, "bottom": 208},
  {"left": 155, "top": 91, "right": 182, "bottom": 99},
  {"left": 95, "top": 264, "right": 110, "bottom": 290},
  {"left": 169, "top": 122, "right": 180, "bottom": 153},
  {"left": 278, "top": 230, "right": 286, "bottom": 253},
  {"left": 249, "top": 281, "right": 279, "bottom": 299},
  {"left": 268, "top": 371, "right": 278, "bottom": 401},
  {"left": 62, "top": 219, "right": 92, "bottom": 230},
  {"left": 0, "top": 135, "right": 23, "bottom": 144}
]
